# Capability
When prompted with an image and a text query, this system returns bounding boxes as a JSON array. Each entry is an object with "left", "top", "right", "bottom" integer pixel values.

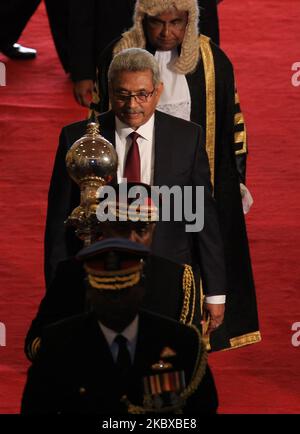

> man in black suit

[
  {"left": 22, "top": 238, "right": 218, "bottom": 414},
  {"left": 45, "top": 48, "right": 226, "bottom": 333}
]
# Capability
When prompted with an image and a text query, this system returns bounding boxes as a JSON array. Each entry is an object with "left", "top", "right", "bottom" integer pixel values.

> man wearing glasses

[{"left": 45, "top": 48, "right": 227, "bottom": 331}]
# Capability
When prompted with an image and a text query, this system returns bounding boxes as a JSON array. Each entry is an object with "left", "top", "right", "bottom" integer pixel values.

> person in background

[
  {"left": 70, "top": 0, "right": 137, "bottom": 107},
  {"left": 0, "top": 0, "right": 70, "bottom": 72},
  {"left": 0, "top": 0, "right": 39, "bottom": 59}
]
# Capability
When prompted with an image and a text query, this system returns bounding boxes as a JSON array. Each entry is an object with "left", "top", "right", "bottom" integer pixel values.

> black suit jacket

[
  {"left": 21, "top": 311, "right": 218, "bottom": 414},
  {"left": 45, "top": 110, "right": 226, "bottom": 296},
  {"left": 69, "top": 0, "right": 136, "bottom": 81}
]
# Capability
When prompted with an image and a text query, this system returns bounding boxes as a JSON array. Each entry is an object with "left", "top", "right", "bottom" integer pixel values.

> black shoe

[{"left": 1, "top": 43, "right": 37, "bottom": 60}]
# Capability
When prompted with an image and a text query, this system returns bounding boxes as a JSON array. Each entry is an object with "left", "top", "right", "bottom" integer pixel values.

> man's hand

[
  {"left": 204, "top": 303, "right": 225, "bottom": 335},
  {"left": 73, "top": 79, "right": 94, "bottom": 107},
  {"left": 240, "top": 183, "right": 254, "bottom": 215}
]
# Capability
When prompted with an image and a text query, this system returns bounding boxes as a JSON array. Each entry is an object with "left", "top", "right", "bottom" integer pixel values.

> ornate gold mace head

[{"left": 65, "top": 121, "right": 118, "bottom": 244}]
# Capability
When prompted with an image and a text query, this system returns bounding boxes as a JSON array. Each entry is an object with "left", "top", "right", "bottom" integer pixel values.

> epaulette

[
  {"left": 179, "top": 265, "right": 196, "bottom": 326},
  {"left": 26, "top": 336, "right": 41, "bottom": 361}
]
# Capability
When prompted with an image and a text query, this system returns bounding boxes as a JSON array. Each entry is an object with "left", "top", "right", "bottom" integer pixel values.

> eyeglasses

[{"left": 113, "top": 88, "right": 156, "bottom": 103}]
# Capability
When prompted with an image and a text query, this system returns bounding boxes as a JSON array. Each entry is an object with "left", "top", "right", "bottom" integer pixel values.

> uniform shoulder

[
  {"left": 148, "top": 254, "right": 184, "bottom": 273},
  {"left": 50, "top": 257, "right": 85, "bottom": 288}
]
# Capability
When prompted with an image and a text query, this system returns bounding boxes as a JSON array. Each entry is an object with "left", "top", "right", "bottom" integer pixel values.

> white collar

[
  {"left": 115, "top": 114, "right": 155, "bottom": 143},
  {"left": 154, "top": 49, "right": 191, "bottom": 121},
  {"left": 155, "top": 49, "right": 177, "bottom": 64},
  {"left": 99, "top": 315, "right": 139, "bottom": 347}
]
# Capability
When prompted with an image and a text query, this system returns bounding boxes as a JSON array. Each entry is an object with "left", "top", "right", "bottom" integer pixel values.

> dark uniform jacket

[
  {"left": 25, "top": 254, "right": 193, "bottom": 359},
  {"left": 21, "top": 311, "right": 218, "bottom": 414}
]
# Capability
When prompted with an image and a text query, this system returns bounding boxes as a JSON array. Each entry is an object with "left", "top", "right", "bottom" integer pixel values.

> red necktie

[{"left": 124, "top": 132, "right": 141, "bottom": 182}]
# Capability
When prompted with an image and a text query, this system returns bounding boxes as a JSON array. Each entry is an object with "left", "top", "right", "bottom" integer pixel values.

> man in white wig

[{"left": 94, "top": 0, "right": 260, "bottom": 352}]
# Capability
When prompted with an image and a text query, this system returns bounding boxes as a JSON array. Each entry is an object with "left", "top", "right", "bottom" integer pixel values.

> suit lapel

[
  {"left": 97, "top": 111, "right": 117, "bottom": 184},
  {"left": 153, "top": 111, "right": 171, "bottom": 186},
  {"left": 79, "top": 313, "right": 115, "bottom": 378},
  {"left": 72, "top": 314, "right": 120, "bottom": 407},
  {"left": 97, "top": 110, "right": 116, "bottom": 147}
]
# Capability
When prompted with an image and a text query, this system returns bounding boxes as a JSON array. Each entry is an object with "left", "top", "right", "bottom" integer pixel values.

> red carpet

[{"left": 0, "top": 1, "right": 300, "bottom": 414}]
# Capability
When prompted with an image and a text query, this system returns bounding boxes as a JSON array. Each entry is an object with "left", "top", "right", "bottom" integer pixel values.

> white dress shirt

[
  {"left": 99, "top": 315, "right": 139, "bottom": 363},
  {"left": 115, "top": 115, "right": 155, "bottom": 185},
  {"left": 155, "top": 49, "right": 191, "bottom": 121}
]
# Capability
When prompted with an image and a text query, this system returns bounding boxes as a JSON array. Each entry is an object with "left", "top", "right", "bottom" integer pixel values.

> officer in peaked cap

[
  {"left": 21, "top": 238, "right": 218, "bottom": 414},
  {"left": 25, "top": 182, "right": 201, "bottom": 362}
]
